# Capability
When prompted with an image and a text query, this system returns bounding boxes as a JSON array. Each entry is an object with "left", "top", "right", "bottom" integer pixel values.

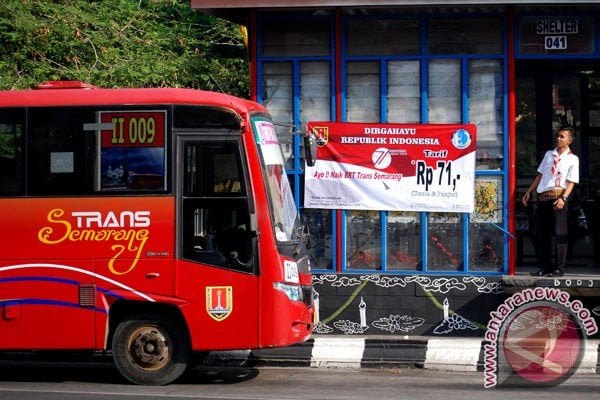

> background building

[{"left": 194, "top": 1, "right": 600, "bottom": 337}]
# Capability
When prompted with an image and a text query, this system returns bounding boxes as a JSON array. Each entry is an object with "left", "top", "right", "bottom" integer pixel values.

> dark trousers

[{"left": 533, "top": 200, "right": 569, "bottom": 271}]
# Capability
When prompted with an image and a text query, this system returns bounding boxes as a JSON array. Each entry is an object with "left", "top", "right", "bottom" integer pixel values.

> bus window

[
  {"left": 24, "top": 107, "right": 168, "bottom": 195},
  {"left": 173, "top": 105, "right": 240, "bottom": 130},
  {"left": 27, "top": 108, "right": 95, "bottom": 195},
  {"left": 181, "top": 140, "right": 255, "bottom": 271},
  {"left": 0, "top": 109, "right": 24, "bottom": 195},
  {"left": 96, "top": 110, "right": 167, "bottom": 192}
]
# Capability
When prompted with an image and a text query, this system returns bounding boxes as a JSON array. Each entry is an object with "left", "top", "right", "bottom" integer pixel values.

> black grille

[
  {"left": 79, "top": 284, "right": 96, "bottom": 307},
  {"left": 302, "top": 285, "right": 313, "bottom": 307}
]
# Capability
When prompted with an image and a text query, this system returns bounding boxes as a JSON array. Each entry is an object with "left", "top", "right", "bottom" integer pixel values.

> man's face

[{"left": 556, "top": 130, "right": 573, "bottom": 148}]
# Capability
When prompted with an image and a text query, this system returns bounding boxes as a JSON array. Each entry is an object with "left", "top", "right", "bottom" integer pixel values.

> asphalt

[
  {"left": 2, "top": 335, "right": 598, "bottom": 376},
  {"left": 205, "top": 335, "right": 600, "bottom": 375}
]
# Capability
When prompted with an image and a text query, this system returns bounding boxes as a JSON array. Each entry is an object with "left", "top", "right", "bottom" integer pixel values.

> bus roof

[{"left": 0, "top": 84, "right": 268, "bottom": 116}]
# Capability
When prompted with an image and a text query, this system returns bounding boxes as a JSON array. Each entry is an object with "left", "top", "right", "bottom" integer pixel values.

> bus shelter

[{"left": 194, "top": 1, "right": 600, "bottom": 337}]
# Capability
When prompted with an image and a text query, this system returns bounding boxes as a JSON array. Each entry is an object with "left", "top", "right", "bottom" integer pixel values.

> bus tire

[{"left": 112, "top": 314, "right": 190, "bottom": 385}]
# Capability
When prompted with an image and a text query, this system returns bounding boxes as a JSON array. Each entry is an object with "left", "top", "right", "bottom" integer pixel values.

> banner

[{"left": 304, "top": 122, "right": 476, "bottom": 212}]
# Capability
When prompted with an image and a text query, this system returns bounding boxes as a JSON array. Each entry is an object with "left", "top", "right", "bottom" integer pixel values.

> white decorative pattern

[
  {"left": 333, "top": 276, "right": 363, "bottom": 287},
  {"left": 313, "top": 322, "right": 334, "bottom": 334},
  {"left": 433, "top": 314, "right": 478, "bottom": 334},
  {"left": 372, "top": 315, "right": 425, "bottom": 333},
  {"left": 313, "top": 274, "right": 501, "bottom": 294},
  {"left": 362, "top": 275, "right": 408, "bottom": 288},
  {"left": 333, "top": 320, "right": 370, "bottom": 334},
  {"left": 312, "top": 274, "right": 340, "bottom": 285},
  {"left": 510, "top": 309, "right": 573, "bottom": 333},
  {"left": 463, "top": 276, "right": 503, "bottom": 294},
  {"left": 405, "top": 276, "right": 467, "bottom": 293},
  {"left": 359, "top": 297, "right": 367, "bottom": 327},
  {"left": 312, "top": 274, "right": 504, "bottom": 336}
]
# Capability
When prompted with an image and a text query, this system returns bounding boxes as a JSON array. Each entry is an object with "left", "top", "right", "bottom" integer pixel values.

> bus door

[{"left": 176, "top": 135, "right": 260, "bottom": 349}]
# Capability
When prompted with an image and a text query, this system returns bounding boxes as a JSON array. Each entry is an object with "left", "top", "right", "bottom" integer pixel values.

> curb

[{"left": 206, "top": 336, "right": 600, "bottom": 375}]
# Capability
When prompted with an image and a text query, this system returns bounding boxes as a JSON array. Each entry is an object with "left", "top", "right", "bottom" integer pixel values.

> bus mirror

[{"left": 304, "top": 132, "right": 317, "bottom": 167}]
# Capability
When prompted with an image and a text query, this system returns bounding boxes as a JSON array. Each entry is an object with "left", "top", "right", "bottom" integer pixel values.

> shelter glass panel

[
  {"left": 262, "top": 62, "right": 294, "bottom": 169},
  {"left": 347, "top": 18, "right": 420, "bottom": 56},
  {"left": 427, "top": 212, "right": 462, "bottom": 271},
  {"left": 469, "top": 176, "right": 504, "bottom": 272},
  {"left": 302, "top": 209, "right": 333, "bottom": 270},
  {"left": 346, "top": 210, "right": 381, "bottom": 270},
  {"left": 300, "top": 61, "right": 331, "bottom": 169},
  {"left": 386, "top": 211, "right": 421, "bottom": 270},
  {"left": 387, "top": 60, "right": 421, "bottom": 123},
  {"left": 347, "top": 61, "right": 380, "bottom": 122},
  {"left": 469, "top": 59, "right": 504, "bottom": 170},
  {"left": 428, "top": 17, "right": 502, "bottom": 55},
  {"left": 262, "top": 19, "right": 330, "bottom": 57},
  {"left": 300, "top": 62, "right": 331, "bottom": 125},
  {"left": 428, "top": 59, "right": 461, "bottom": 123}
]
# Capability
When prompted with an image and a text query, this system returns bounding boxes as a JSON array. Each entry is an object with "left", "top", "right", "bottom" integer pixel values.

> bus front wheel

[{"left": 112, "top": 314, "right": 190, "bottom": 385}]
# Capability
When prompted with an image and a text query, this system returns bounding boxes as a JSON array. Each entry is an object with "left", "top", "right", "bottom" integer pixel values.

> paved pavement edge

[{"left": 206, "top": 336, "right": 600, "bottom": 375}]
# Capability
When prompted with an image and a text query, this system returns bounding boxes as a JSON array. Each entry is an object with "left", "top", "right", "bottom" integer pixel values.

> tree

[{"left": 0, "top": 0, "right": 249, "bottom": 97}]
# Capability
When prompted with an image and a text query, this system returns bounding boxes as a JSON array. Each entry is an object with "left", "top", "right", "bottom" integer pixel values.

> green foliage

[{"left": 0, "top": 0, "right": 249, "bottom": 97}]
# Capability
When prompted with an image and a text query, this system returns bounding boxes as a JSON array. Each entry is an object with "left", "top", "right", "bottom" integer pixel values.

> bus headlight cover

[{"left": 274, "top": 282, "right": 303, "bottom": 302}]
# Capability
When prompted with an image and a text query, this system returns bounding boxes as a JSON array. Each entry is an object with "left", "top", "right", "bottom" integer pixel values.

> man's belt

[{"left": 538, "top": 188, "right": 565, "bottom": 202}]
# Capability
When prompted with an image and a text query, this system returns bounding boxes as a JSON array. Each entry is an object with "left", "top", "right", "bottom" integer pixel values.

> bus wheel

[{"left": 112, "top": 314, "right": 190, "bottom": 385}]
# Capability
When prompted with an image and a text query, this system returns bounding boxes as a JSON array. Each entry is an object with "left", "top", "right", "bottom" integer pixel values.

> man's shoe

[
  {"left": 549, "top": 269, "right": 564, "bottom": 277},
  {"left": 530, "top": 269, "right": 550, "bottom": 276}
]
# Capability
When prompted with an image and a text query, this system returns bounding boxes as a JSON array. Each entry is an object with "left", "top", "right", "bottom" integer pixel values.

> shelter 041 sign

[
  {"left": 304, "top": 122, "right": 476, "bottom": 212},
  {"left": 518, "top": 16, "right": 595, "bottom": 55}
]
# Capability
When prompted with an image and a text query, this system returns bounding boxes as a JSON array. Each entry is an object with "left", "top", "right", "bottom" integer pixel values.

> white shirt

[{"left": 536, "top": 148, "right": 579, "bottom": 193}]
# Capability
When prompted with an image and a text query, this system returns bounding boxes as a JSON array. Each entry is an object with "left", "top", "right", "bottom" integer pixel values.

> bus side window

[
  {"left": 0, "top": 109, "right": 24, "bottom": 195},
  {"left": 181, "top": 141, "right": 254, "bottom": 271},
  {"left": 27, "top": 108, "right": 95, "bottom": 195}
]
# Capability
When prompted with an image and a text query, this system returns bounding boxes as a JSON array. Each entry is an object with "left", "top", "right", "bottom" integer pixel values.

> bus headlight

[{"left": 274, "top": 282, "right": 303, "bottom": 302}]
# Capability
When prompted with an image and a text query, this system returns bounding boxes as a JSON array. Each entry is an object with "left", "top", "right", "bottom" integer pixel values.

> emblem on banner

[
  {"left": 312, "top": 126, "right": 329, "bottom": 147},
  {"left": 206, "top": 286, "right": 233, "bottom": 321},
  {"left": 451, "top": 128, "right": 472, "bottom": 150}
]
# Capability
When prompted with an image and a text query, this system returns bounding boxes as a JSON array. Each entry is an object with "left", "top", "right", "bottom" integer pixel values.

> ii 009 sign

[{"left": 101, "top": 110, "right": 166, "bottom": 148}]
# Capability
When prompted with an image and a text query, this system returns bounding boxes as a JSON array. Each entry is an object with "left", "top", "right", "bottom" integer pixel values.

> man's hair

[{"left": 559, "top": 126, "right": 575, "bottom": 138}]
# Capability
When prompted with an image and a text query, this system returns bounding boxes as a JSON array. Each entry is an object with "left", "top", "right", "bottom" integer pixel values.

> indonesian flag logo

[{"left": 206, "top": 286, "right": 233, "bottom": 321}]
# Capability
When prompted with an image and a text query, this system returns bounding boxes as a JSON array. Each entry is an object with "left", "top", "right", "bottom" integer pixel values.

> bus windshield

[{"left": 251, "top": 117, "right": 299, "bottom": 243}]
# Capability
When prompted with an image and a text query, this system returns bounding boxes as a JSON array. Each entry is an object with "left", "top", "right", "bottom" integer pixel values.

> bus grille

[{"left": 79, "top": 284, "right": 96, "bottom": 307}]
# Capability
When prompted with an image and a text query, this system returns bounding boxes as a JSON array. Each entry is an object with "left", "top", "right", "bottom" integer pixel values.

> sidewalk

[{"left": 206, "top": 335, "right": 600, "bottom": 375}]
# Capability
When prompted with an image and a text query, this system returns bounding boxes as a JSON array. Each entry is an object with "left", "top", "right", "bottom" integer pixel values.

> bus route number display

[
  {"left": 98, "top": 111, "right": 167, "bottom": 191},
  {"left": 101, "top": 111, "right": 166, "bottom": 148}
]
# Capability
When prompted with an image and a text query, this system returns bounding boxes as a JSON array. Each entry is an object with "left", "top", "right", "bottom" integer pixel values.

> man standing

[{"left": 522, "top": 127, "right": 579, "bottom": 277}]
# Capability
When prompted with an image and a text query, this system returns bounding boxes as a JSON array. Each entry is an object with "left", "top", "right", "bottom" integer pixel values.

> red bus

[{"left": 0, "top": 81, "right": 316, "bottom": 385}]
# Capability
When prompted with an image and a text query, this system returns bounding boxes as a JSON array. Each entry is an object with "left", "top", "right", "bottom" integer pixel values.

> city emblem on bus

[{"left": 206, "top": 286, "right": 233, "bottom": 321}]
